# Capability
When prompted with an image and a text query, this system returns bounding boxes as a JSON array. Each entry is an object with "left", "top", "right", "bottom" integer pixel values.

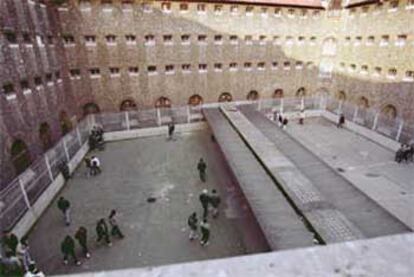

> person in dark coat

[
  {"left": 109, "top": 210, "right": 124, "bottom": 239},
  {"left": 209, "top": 189, "right": 221, "bottom": 218},
  {"left": 57, "top": 197, "right": 71, "bottom": 226},
  {"left": 75, "top": 226, "right": 90, "bottom": 258},
  {"left": 96, "top": 219, "right": 111, "bottom": 246},
  {"left": 282, "top": 117, "right": 289, "bottom": 129},
  {"left": 337, "top": 113, "right": 345, "bottom": 128},
  {"left": 1, "top": 230, "right": 18, "bottom": 256},
  {"left": 199, "top": 189, "right": 210, "bottom": 219},
  {"left": 167, "top": 122, "right": 175, "bottom": 140},
  {"left": 197, "top": 158, "right": 207, "bottom": 182},
  {"left": 187, "top": 212, "right": 198, "bottom": 240},
  {"left": 61, "top": 235, "right": 80, "bottom": 265},
  {"left": 199, "top": 219, "right": 210, "bottom": 246}
]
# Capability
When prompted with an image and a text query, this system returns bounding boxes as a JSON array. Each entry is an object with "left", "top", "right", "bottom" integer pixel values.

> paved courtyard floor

[
  {"left": 286, "top": 117, "right": 414, "bottom": 230},
  {"left": 27, "top": 129, "right": 269, "bottom": 275}
]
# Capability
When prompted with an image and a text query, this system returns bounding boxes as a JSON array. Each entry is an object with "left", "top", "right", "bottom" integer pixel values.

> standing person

[
  {"left": 75, "top": 227, "right": 90, "bottom": 258},
  {"left": 282, "top": 117, "right": 289, "bottom": 129},
  {"left": 273, "top": 110, "right": 279, "bottom": 122},
  {"left": 57, "top": 197, "right": 71, "bottom": 226},
  {"left": 337, "top": 114, "right": 345, "bottom": 128},
  {"left": 96, "top": 219, "right": 111, "bottom": 246},
  {"left": 278, "top": 114, "right": 283, "bottom": 127},
  {"left": 61, "top": 235, "right": 80, "bottom": 266},
  {"left": 299, "top": 109, "right": 305, "bottom": 125},
  {"left": 24, "top": 263, "right": 45, "bottom": 277},
  {"left": 199, "top": 189, "right": 210, "bottom": 219},
  {"left": 199, "top": 219, "right": 210, "bottom": 247},
  {"left": 197, "top": 158, "right": 207, "bottom": 183},
  {"left": 1, "top": 230, "right": 19, "bottom": 256},
  {"left": 209, "top": 189, "right": 221, "bottom": 218},
  {"left": 90, "top": 156, "right": 101, "bottom": 175},
  {"left": 17, "top": 237, "right": 33, "bottom": 271},
  {"left": 109, "top": 210, "right": 124, "bottom": 239},
  {"left": 167, "top": 122, "right": 175, "bottom": 140},
  {"left": 187, "top": 212, "right": 198, "bottom": 240}
]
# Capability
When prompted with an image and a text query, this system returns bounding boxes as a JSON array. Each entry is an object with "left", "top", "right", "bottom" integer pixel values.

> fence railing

[{"left": 1, "top": 97, "right": 413, "bottom": 232}]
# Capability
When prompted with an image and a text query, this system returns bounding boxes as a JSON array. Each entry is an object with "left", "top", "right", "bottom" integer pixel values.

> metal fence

[{"left": 1, "top": 97, "right": 413, "bottom": 232}]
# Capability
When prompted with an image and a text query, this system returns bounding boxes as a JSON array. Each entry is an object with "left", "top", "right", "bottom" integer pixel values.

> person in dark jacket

[
  {"left": 199, "top": 189, "right": 210, "bottom": 219},
  {"left": 61, "top": 235, "right": 80, "bottom": 265},
  {"left": 109, "top": 210, "right": 124, "bottom": 239},
  {"left": 57, "top": 197, "right": 71, "bottom": 226},
  {"left": 75, "top": 226, "right": 90, "bottom": 258},
  {"left": 197, "top": 158, "right": 207, "bottom": 182},
  {"left": 337, "top": 113, "right": 345, "bottom": 128},
  {"left": 1, "top": 230, "right": 18, "bottom": 256},
  {"left": 199, "top": 219, "right": 210, "bottom": 247},
  {"left": 96, "top": 219, "right": 111, "bottom": 246},
  {"left": 209, "top": 189, "right": 221, "bottom": 218},
  {"left": 167, "top": 122, "right": 175, "bottom": 140},
  {"left": 187, "top": 212, "right": 198, "bottom": 240}
]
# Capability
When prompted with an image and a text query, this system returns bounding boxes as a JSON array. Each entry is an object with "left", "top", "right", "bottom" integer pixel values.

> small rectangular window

[
  {"left": 63, "top": 34, "right": 75, "bottom": 45},
  {"left": 70, "top": 69, "right": 81, "bottom": 79},
  {"left": 20, "top": 80, "right": 29, "bottom": 90},
  {"left": 161, "top": 2, "right": 171, "bottom": 12},
  {"left": 274, "top": 8, "right": 281, "bottom": 16},
  {"left": 229, "top": 62, "right": 238, "bottom": 71},
  {"left": 272, "top": 62, "right": 278, "bottom": 70},
  {"left": 349, "top": 64, "right": 356, "bottom": 72},
  {"left": 110, "top": 67, "right": 120, "bottom": 77},
  {"left": 388, "top": 68, "right": 397, "bottom": 77},
  {"left": 55, "top": 71, "right": 61, "bottom": 81},
  {"left": 214, "top": 35, "right": 223, "bottom": 44},
  {"left": 380, "top": 35, "right": 390, "bottom": 46},
  {"left": 259, "top": 35, "right": 267, "bottom": 44},
  {"left": 283, "top": 61, "right": 291, "bottom": 70},
  {"left": 230, "top": 5, "right": 238, "bottom": 14},
  {"left": 287, "top": 8, "right": 295, "bottom": 17},
  {"left": 214, "top": 63, "right": 223, "bottom": 72},
  {"left": 5, "top": 30, "right": 18, "bottom": 44},
  {"left": 182, "top": 64, "right": 191, "bottom": 73},
  {"left": 396, "top": 34, "right": 407, "bottom": 46},
  {"left": 214, "top": 5, "right": 223, "bottom": 14},
  {"left": 245, "top": 35, "right": 253, "bottom": 45},
  {"left": 404, "top": 70, "right": 414, "bottom": 81},
  {"left": 373, "top": 67, "right": 382, "bottom": 76},
  {"left": 257, "top": 62, "right": 265, "bottom": 70},
  {"left": 46, "top": 73, "right": 53, "bottom": 84},
  {"left": 244, "top": 62, "right": 252, "bottom": 70},
  {"left": 125, "top": 34, "right": 136, "bottom": 44},
  {"left": 163, "top": 34, "right": 173, "bottom": 45},
  {"left": 361, "top": 65, "right": 368, "bottom": 74},
  {"left": 367, "top": 36, "right": 375, "bottom": 45},
  {"left": 198, "top": 64, "right": 207, "bottom": 72},
  {"left": 246, "top": 6, "right": 254, "bottom": 16},
  {"left": 85, "top": 35, "right": 96, "bottom": 45},
  {"left": 310, "top": 36, "right": 317, "bottom": 44},
  {"left": 148, "top": 65, "right": 157, "bottom": 74},
  {"left": 197, "top": 4, "right": 206, "bottom": 13},
  {"left": 2, "top": 83, "right": 15, "bottom": 95},
  {"left": 181, "top": 34, "right": 190, "bottom": 44},
  {"left": 90, "top": 68, "right": 101, "bottom": 78},
  {"left": 165, "top": 65, "right": 175, "bottom": 74},
  {"left": 179, "top": 3, "right": 188, "bottom": 12},
  {"left": 295, "top": 61, "right": 303, "bottom": 70},
  {"left": 128, "top": 67, "right": 139, "bottom": 75},
  {"left": 34, "top": 76, "right": 43, "bottom": 86},
  {"left": 106, "top": 35, "right": 116, "bottom": 44},
  {"left": 23, "top": 33, "right": 32, "bottom": 44}
]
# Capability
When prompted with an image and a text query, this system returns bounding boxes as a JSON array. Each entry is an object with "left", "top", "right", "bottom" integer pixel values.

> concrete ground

[
  {"left": 27, "top": 129, "right": 269, "bottom": 275},
  {"left": 286, "top": 117, "right": 414, "bottom": 230}
]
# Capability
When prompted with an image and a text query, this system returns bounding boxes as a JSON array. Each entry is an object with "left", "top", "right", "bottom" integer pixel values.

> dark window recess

[
  {"left": 55, "top": 71, "right": 61, "bottom": 79},
  {"left": 34, "top": 77, "right": 43, "bottom": 86},
  {"left": 5, "top": 31, "right": 17, "bottom": 44},
  {"left": 3, "top": 83, "right": 15, "bottom": 94},
  {"left": 20, "top": 80, "right": 29, "bottom": 90},
  {"left": 23, "top": 33, "right": 32, "bottom": 43},
  {"left": 46, "top": 73, "right": 53, "bottom": 82}
]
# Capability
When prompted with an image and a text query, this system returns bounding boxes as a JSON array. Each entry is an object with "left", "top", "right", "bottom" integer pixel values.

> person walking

[
  {"left": 109, "top": 210, "right": 124, "bottom": 239},
  {"left": 209, "top": 189, "right": 221, "bottom": 218},
  {"left": 167, "top": 122, "right": 175, "bottom": 140},
  {"left": 282, "top": 117, "right": 289, "bottom": 129},
  {"left": 57, "top": 197, "right": 71, "bottom": 226},
  {"left": 16, "top": 237, "right": 33, "bottom": 271},
  {"left": 75, "top": 226, "right": 90, "bottom": 258},
  {"left": 197, "top": 158, "right": 207, "bottom": 183},
  {"left": 96, "top": 218, "right": 111, "bottom": 246},
  {"left": 199, "top": 219, "right": 210, "bottom": 247},
  {"left": 90, "top": 156, "right": 101, "bottom": 175},
  {"left": 199, "top": 189, "right": 210, "bottom": 219},
  {"left": 61, "top": 235, "right": 80, "bottom": 266},
  {"left": 1, "top": 230, "right": 19, "bottom": 256},
  {"left": 337, "top": 114, "right": 345, "bottom": 128},
  {"left": 187, "top": 212, "right": 198, "bottom": 240}
]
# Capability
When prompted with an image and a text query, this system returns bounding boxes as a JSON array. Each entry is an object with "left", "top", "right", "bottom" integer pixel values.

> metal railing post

[
  {"left": 125, "top": 111, "right": 130, "bottom": 130},
  {"left": 19, "top": 178, "right": 32, "bottom": 210},
  {"left": 45, "top": 155, "right": 54, "bottom": 181},
  {"left": 76, "top": 126, "right": 82, "bottom": 145},
  {"left": 156, "top": 108, "right": 161, "bottom": 126},
  {"left": 396, "top": 120, "right": 404, "bottom": 141},
  {"left": 372, "top": 112, "right": 379, "bottom": 130},
  {"left": 186, "top": 106, "right": 191, "bottom": 123},
  {"left": 353, "top": 107, "right": 359, "bottom": 122},
  {"left": 63, "top": 138, "right": 70, "bottom": 162}
]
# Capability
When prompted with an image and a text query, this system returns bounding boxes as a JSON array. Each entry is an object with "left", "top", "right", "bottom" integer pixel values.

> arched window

[
  {"left": 218, "top": 92, "right": 232, "bottom": 102},
  {"left": 188, "top": 94, "right": 203, "bottom": 106},
  {"left": 247, "top": 90, "right": 259, "bottom": 100},
  {"left": 155, "top": 96, "right": 171, "bottom": 108},
  {"left": 273, "top": 89, "right": 284, "bottom": 98},
  {"left": 357, "top": 97, "right": 369, "bottom": 109},
  {"left": 83, "top": 102, "right": 100, "bottom": 116},
  {"left": 296, "top": 87, "right": 306, "bottom": 97},
  {"left": 381, "top": 104, "right": 397, "bottom": 119},
  {"left": 11, "top": 139, "right": 31, "bottom": 174},
  {"left": 59, "top": 111, "right": 73, "bottom": 135},
  {"left": 120, "top": 99, "right": 137, "bottom": 111},
  {"left": 336, "top": 91, "right": 346, "bottom": 101},
  {"left": 39, "top": 122, "right": 53, "bottom": 150}
]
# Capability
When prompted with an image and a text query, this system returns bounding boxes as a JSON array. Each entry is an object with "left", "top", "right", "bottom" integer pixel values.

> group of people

[
  {"left": 1, "top": 231, "right": 44, "bottom": 276},
  {"left": 89, "top": 125, "right": 104, "bottom": 151},
  {"left": 395, "top": 143, "right": 414, "bottom": 163},
  {"left": 84, "top": 156, "right": 102, "bottom": 176},
  {"left": 187, "top": 158, "right": 222, "bottom": 246},
  {"left": 57, "top": 196, "right": 124, "bottom": 266}
]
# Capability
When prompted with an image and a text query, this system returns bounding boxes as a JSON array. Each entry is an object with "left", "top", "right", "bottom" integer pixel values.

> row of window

[
  {"left": 68, "top": 61, "right": 314, "bottom": 78},
  {"left": 74, "top": 1, "right": 323, "bottom": 18},
  {"left": 2, "top": 72, "right": 62, "bottom": 98},
  {"left": 343, "top": 34, "right": 412, "bottom": 46},
  {"left": 338, "top": 63, "right": 414, "bottom": 80},
  {"left": 348, "top": 0, "right": 414, "bottom": 15}
]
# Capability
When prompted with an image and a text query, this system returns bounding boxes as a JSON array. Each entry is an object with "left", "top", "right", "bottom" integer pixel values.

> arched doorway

[
  {"left": 155, "top": 96, "right": 171, "bottom": 108},
  {"left": 59, "top": 111, "right": 73, "bottom": 135},
  {"left": 381, "top": 104, "right": 397, "bottom": 119},
  {"left": 357, "top": 97, "right": 369, "bottom": 109},
  {"left": 39, "top": 122, "right": 53, "bottom": 150},
  {"left": 83, "top": 102, "right": 100, "bottom": 116},
  {"left": 120, "top": 99, "right": 137, "bottom": 111},
  {"left": 188, "top": 94, "right": 203, "bottom": 106},
  {"left": 247, "top": 90, "right": 259, "bottom": 100},
  {"left": 11, "top": 139, "right": 31, "bottom": 174},
  {"left": 273, "top": 89, "right": 284, "bottom": 98},
  {"left": 296, "top": 87, "right": 306, "bottom": 97},
  {"left": 218, "top": 92, "right": 232, "bottom": 102},
  {"left": 336, "top": 91, "right": 346, "bottom": 101}
]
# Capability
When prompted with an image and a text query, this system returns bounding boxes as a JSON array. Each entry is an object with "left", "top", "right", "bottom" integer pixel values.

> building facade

[{"left": 1, "top": 0, "right": 413, "bottom": 186}]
